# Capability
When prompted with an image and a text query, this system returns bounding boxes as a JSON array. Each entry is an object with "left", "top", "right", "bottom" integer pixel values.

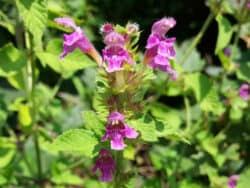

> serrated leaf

[
  {"left": 0, "top": 43, "right": 26, "bottom": 77},
  {"left": 215, "top": 14, "right": 233, "bottom": 54},
  {"left": 149, "top": 102, "right": 181, "bottom": 130},
  {"left": 37, "top": 39, "right": 96, "bottom": 78},
  {"left": 82, "top": 111, "right": 104, "bottom": 137},
  {"left": 16, "top": 0, "right": 47, "bottom": 48},
  {"left": 52, "top": 129, "right": 98, "bottom": 158},
  {"left": 129, "top": 116, "right": 158, "bottom": 142}
]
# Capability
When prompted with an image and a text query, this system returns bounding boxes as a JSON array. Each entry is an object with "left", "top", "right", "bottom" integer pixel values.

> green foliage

[
  {"left": 236, "top": 62, "right": 250, "bottom": 82},
  {"left": 215, "top": 14, "right": 233, "bottom": 54},
  {"left": 0, "top": 0, "right": 249, "bottom": 187},
  {"left": 51, "top": 129, "right": 99, "bottom": 158},
  {"left": 37, "top": 39, "right": 96, "bottom": 78},
  {"left": 0, "top": 43, "right": 26, "bottom": 77},
  {"left": 185, "top": 73, "right": 225, "bottom": 115},
  {"left": 237, "top": 168, "right": 250, "bottom": 188},
  {"left": 0, "top": 137, "right": 16, "bottom": 169},
  {"left": 16, "top": 0, "right": 48, "bottom": 48},
  {"left": 82, "top": 110, "right": 104, "bottom": 137}
]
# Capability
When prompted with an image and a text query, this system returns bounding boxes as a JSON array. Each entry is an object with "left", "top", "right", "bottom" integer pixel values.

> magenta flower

[
  {"left": 104, "top": 32, "right": 126, "bottom": 46},
  {"left": 238, "top": 83, "right": 250, "bottom": 100},
  {"left": 92, "top": 149, "right": 115, "bottom": 182},
  {"left": 227, "top": 175, "right": 240, "bottom": 188},
  {"left": 144, "top": 17, "right": 177, "bottom": 80},
  {"left": 102, "top": 112, "right": 138, "bottom": 150},
  {"left": 55, "top": 17, "right": 101, "bottom": 63},
  {"left": 102, "top": 31, "right": 135, "bottom": 72},
  {"left": 151, "top": 17, "right": 176, "bottom": 37}
]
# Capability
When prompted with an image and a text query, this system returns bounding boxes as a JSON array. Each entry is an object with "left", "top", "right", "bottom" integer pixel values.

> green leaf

[
  {"left": 37, "top": 39, "right": 96, "bottom": 78},
  {"left": 16, "top": 0, "right": 47, "bottom": 48},
  {"left": 0, "top": 137, "right": 16, "bottom": 169},
  {"left": 149, "top": 102, "right": 181, "bottom": 130},
  {"left": 129, "top": 115, "right": 158, "bottom": 142},
  {"left": 236, "top": 62, "right": 250, "bottom": 82},
  {"left": 123, "top": 145, "right": 135, "bottom": 160},
  {"left": 51, "top": 129, "right": 98, "bottom": 158},
  {"left": 7, "top": 70, "right": 26, "bottom": 90},
  {"left": 0, "top": 175, "right": 7, "bottom": 185},
  {"left": 82, "top": 111, "right": 104, "bottom": 137},
  {"left": 237, "top": 168, "right": 250, "bottom": 188},
  {"left": 51, "top": 171, "right": 84, "bottom": 185},
  {"left": 0, "top": 43, "right": 26, "bottom": 77},
  {"left": 215, "top": 14, "right": 233, "bottom": 54},
  {"left": 185, "top": 73, "right": 224, "bottom": 115},
  {"left": 0, "top": 10, "right": 15, "bottom": 34},
  {"left": 18, "top": 104, "right": 32, "bottom": 127}
]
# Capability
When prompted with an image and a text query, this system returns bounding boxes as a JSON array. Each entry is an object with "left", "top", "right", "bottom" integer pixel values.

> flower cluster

[
  {"left": 55, "top": 17, "right": 177, "bottom": 182},
  {"left": 144, "top": 17, "right": 177, "bottom": 80},
  {"left": 238, "top": 83, "right": 250, "bottom": 100},
  {"left": 102, "top": 27, "right": 135, "bottom": 72}
]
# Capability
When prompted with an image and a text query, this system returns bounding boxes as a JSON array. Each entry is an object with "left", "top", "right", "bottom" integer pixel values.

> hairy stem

[
  {"left": 114, "top": 151, "right": 123, "bottom": 188},
  {"left": 25, "top": 31, "right": 42, "bottom": 180}
]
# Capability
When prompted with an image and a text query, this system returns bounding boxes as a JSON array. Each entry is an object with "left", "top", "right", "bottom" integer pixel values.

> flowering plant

[{"left": 0, "top": 0, "right": 250, "bottom": 187}]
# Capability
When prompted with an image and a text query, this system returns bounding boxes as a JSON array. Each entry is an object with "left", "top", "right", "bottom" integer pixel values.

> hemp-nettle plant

[{"left": 55, "top": 16, "right": 178, "bottom": 184}]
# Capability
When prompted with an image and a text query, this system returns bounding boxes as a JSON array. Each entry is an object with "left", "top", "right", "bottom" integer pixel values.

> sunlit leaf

[
  {"left": 51, "top": 129, "right": 99, "bottom": 158},
  {"left": 215, "top": 14, "right": 233, "bottom": 54}
]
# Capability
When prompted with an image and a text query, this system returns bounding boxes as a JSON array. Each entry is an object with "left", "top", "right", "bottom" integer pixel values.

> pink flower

[
  {"left": 104, "top": 32, "right": 126, "bottom": 46},
  {"left": 102, "top": 31, "right": 135, "bottom": 72},
  {"left": 227, "top": 175, "right": 240, "bottom": 188},
  {"left": 238, "top": 83, "right": 250, "bottom": 100},
  {"left": 247, "top": 1, "right": 250, "bottom": 9},
  {"left": 92, "top": 149, "right": 115, "bottom": 182},
  {"left": 102, "top": 45, "right": 134, "bottom": 72},
  {"left": 102, "top": 112, "right": 138, "bottom": 150},
  {"left": 55, "top": 17, "right": 101, "bottom": 63},
  {"left": 144, "top": 17, "right": 177, "bottom": 79},
  {"left": 151, "top": 17, "right": 176, "bottom": 37}
]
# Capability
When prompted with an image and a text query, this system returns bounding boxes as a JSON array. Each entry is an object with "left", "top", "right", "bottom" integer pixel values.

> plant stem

[
  {"left": 184, "top": 96, "right": 191, "bottom": 134},
  {"left": 179, "top": 12, "right": 215, "bottom": 65},
  {"left": 113, "top": 151, "right": 123, "bottom": 188},
  {"left": 25, "top": 31, "right": 42, "bottom": 180}
]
